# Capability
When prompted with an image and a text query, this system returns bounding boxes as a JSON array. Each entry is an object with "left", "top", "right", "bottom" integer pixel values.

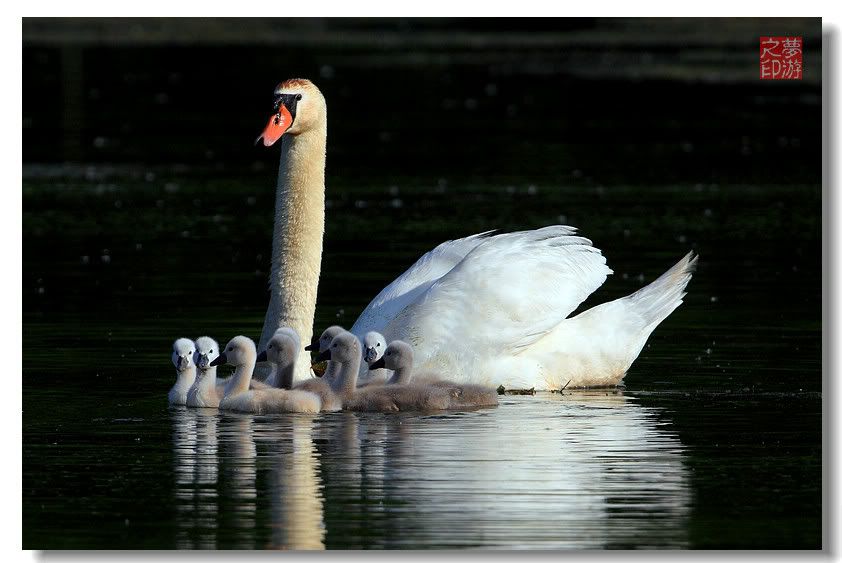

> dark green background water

[{"left": 22, "top": 18, "right": 822, "bottom": 549}]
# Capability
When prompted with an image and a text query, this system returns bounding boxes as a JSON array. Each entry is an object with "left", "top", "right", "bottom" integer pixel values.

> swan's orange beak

[{"left": 256, "top": 104, "right": 294, "bottom": 147}]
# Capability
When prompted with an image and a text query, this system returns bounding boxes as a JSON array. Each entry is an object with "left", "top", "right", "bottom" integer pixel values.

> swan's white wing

[
  {"left": 350, "top": 230, "right": 496, "bottom": 337},
  {"left": 383, "top": 226, "right": 612, "bottom": 371}
]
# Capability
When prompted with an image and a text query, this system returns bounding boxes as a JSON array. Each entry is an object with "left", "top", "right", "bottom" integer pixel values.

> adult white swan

[{"left": 256, "top": 78, "right": 697, "bottom": 390}]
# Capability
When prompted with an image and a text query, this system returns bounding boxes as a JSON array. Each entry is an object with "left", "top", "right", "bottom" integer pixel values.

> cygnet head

[
  {"left": 255, "top": 78, "right": 327, "bottom": 147},
  {"left": 257, "top": 329, "right": 301, "bottom": 366},
  {"left": 272, "top": 326, "right": 301, "bottom": 351},
  {"left": 369, "top": 340, "right": 413, "bottom": 371},
  {"left": 305, "top": 325, "right": 345, "bottom": 353},
  {"left": 211, "top": 336, "right": 256, "bottom": 368},
  {"left": 193, "top": 336, "right": 220, "bottom": 370},
  {"left": 363, "top": 331, "right": 387, "bottom": 364},
  {"left": 316, "top": 331, "right": 360, "bottom": 366},
  {"left": 172, "top": 338, "right": 195, "bottom": 372}
]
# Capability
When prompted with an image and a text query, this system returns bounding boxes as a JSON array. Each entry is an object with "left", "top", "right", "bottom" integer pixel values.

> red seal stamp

[{"left": 760, "top": 36, "right": 803, "bottom": 80}]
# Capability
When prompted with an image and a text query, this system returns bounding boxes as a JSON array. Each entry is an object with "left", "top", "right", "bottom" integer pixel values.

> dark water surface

[
  {"left": 22, "top": 19, "right": 821, "bottom": 549},
  {"left": 22, "top": 172, "right": 821, "bottom": 549}
]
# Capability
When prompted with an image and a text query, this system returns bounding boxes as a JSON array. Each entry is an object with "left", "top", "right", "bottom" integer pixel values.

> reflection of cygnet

[
  {"left": 362, "top": 331, "right": 392, "bottom": 384},
  {"left": 214, "top": 336, "right": 321, "bottom": 414},
  {"left": 370, "top": 340, "right": 499, "bottom": 409},
  {"left": 258, "top": 328, "right": 342, "bottom": 412},
  {"left": 305, "top": 325, "right": 345, "bottom": 392},
  {"left": 169, "top": 338, "right": 196, "bottom": 405}
]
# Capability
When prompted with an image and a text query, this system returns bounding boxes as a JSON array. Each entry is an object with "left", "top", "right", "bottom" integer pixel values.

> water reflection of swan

[
  {"left": 171, "top": 391, "right": 688, "bottom": 548},
  {"left": 319, "top": 391, "right": 691, "bottom": 549},
  {"left": 217, "top": 414, "right": 257, "bottom": 549},
  {"left": 256, "top": 416, "right": 326, "bottom": 549},
  {"left": 170, "top": 408, "right": 219, "bottom": 549}
]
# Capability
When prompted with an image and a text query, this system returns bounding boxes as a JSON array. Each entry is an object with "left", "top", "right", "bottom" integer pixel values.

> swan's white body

[
  {"left": 350, "top": 228, "right": 697, "bottom": 389},
  {"left": 309, "top": 326, "right": 345, "bottom": 392},
  {"left": 187, "top": 336, "right": 222, "bottom": 408},
  {"left": 327, "top": 331, "right": 492, "bottom": 412},
  {"left": 259, "top": 79, "right": 697, "bottom": 390},
  {"left": 362, "top": 331, "right": 391, "bottom": 385},
  {"left": 375, "top": 340, "right": 498, "bottom": 409},
  {"left": 169, "top": 338, "right": 196, "bottom": 405},
  {"left": 217, "top": 336, "right": 322, "bottom": 414},
  {"left": 264, "top": 328, "right": 343, "bottom": 412}
]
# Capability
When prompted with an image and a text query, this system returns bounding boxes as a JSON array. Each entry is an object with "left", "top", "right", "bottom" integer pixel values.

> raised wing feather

[
  {"left": 382, "top": 226, "right": 613, "bottom": 373},
  {"left": 350, "top": 230, "right": 496, "bottom": 338}
]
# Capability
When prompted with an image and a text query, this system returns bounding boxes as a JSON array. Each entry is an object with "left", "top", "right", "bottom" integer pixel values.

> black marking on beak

[
  {"left": 210, "top": 352, "right": 228, "bottom": 367},
  {"left": 315, "top": 349, "right": 331, "bottom": 363},
  {"left": 369, "top": 357, "right": 386, "bottom": 370},
  {"left": 273, "top": 92, "right": 302, "bottom": 119},
  {"left": 256, "top": 350, "right": 268, "bottom": 363}
]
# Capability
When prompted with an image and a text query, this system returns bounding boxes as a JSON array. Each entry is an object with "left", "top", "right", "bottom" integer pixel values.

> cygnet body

[
  {"left": 322, "top": 332, "right": 456, "bottom": 413},
  {"left": 186, "top": 336, "right": 223, "bottom": 408},
  {"left": 259, "top": 328, "right": 342, "bottom": 412},
  {"left": 214, "top": 335, "right": 321, "bottom": 414},
  {"left": 305, "top": 325, "right": 345, "bottom": 392},
  {"left": 369, "top": 340, "right": 499, "bottom": 409},
  {"left": 361, "top": 331, "right": 392, "bottom": 385},
  {"left": 169, "top": 338, "right": 196, "bottom": 405}
]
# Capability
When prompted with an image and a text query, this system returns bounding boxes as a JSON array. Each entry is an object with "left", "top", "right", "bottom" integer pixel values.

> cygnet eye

[
  {"left": 376, "top": 342, "right": 381, "bottom": 347},
  {"left": 209, "top": 349, "right": 213, "bottom": 354}
]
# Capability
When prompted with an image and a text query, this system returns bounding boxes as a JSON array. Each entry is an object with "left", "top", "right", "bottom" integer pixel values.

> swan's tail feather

[{"left": 627, "top": 250, "right": 698, "bottom": 331}]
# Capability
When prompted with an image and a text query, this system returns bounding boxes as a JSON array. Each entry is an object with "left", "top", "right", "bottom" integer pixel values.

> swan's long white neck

[
  {"left": 174, "top": 366, "right": 196, "bottom": 390},
  {"left": 274, "top": 358, "right": 296, "bottom": 390},
  {"left": 336, "top": 353, "right": 361, "bottom": 400},
  {"left": 388, "top": 363, "right": 413, "bottom": 385},
  {"left": 321, "top": 361, "right": 341, "bottom": 392},
  {"left": 388, "top": 349, "right": 414, "bottom": 385},
  {"left": 228, "top": 356, "right": 256, "bottom": 396},
  {"left": 259, "top": 121, "right": 327, "bottom": 385},
  {"left": 195, "top": 366, "right": 217, "bottom": 390}
]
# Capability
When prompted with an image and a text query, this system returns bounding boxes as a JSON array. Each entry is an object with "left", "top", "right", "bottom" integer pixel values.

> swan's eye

[{"left": 210, "top": 350, "right": 213, "bottom": 354}]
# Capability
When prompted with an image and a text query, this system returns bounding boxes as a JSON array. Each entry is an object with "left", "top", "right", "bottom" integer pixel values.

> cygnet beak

[
  {"left": 256, "top": 350, "right": 268, "bottom": 363},
  {"left": 176, "top": 356, "right": 190, "bottom": 370},
  {"left": 369, "top": 357, "right": 386, "bottom": 370},
  {"left": 304, "top": 341, "right": 317, "bottom": 352},
  {"left": 315, "top": 349, "right": 331, "bottom": 363},
  {"left": 364, "top": 348, "right": 378, "bottom": 363},
  {"left": 210, "top": 352, "right": 228, "bottom": 367}
]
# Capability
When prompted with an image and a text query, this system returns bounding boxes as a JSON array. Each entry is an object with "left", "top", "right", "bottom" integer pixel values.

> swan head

[
  {"left": 193, "top": 336, "right": 220, "bottom": 370},
  {"left": 256, "top": 78, "right": 326, "bottom": 146},
  {"left": 258, "top": 328, "right": 301, "bottom": 365},
  {"left": 172, "top": 338, "right": 195, "bottom": 372},
  {"left": 316, "top": 331, "right": 360, "bottom": 365},
  {"left": 305, "top": 325, "right": 345, "bottom": 353},
  {"left": 363, "top": 331, "right": 387, "bottom": 364},
  {"left": 211, "top": 335, "right": 256, "bottom": 368},
  {"left": 369, "top": 340, "right": 413, "bottom": 371},
  {"left": 272, "top": 326, "right": 301, "bottom": 350}
]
